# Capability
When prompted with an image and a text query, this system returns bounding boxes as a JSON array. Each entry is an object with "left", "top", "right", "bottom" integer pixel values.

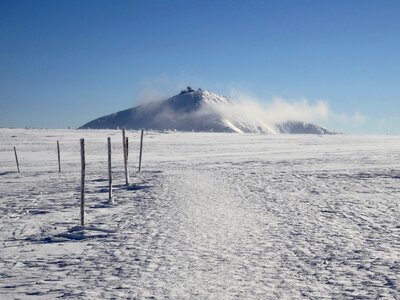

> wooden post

[
  {"left": 57, "top": 140, "right": 61, "bottom": 172},
  {"left": 13, "top": 146, "right": 20, "bottom": 173},
  {"left": 125, "top": 137, "right": 129, "bottom": 159},
  {"left": 107, "top": 137, "right": 113, "bottom": 204},
  {"left": 138, "top": 129, "right": 144, "bottom": 172},
  {"left": 80, "top": 138, "right": 85, "bottom": 227},
  {"left": 122, "top": 128, "right": 129, "bottom": 186}
]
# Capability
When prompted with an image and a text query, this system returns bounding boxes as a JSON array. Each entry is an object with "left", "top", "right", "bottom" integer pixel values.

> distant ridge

[
  {"left": 79, "top": 88, "right": 336, "bottom": 134},
  {"left": 275, "top": 120, "right": 334, "bottom": 134}
]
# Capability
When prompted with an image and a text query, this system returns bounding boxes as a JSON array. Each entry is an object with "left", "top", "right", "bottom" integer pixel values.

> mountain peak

[{"left": 79, "top": 89, "right": 336, "bottom": 134}]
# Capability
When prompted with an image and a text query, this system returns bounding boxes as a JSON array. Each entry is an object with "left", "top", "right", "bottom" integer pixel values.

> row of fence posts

[
  {"left": 11, "top": 128, "right": 144, "bottom": 227},
  {"left": 79, "top": 128, "right": 144, "bottom": 226}
]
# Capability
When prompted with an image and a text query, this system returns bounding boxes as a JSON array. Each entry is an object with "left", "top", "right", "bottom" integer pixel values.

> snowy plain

[{"left": 0, "top": 128, "right": 399, "bottom": 299}]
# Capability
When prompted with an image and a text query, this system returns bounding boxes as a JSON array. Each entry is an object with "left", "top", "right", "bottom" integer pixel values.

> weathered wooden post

[
  {"left": 138, "top": 129, "right": 144, "bottom": 172},
  {"left": 13, "top": 146, "right": 20, "bottom": 173},
  {"left": 80, "top": 138, "right": 85, "bottom": 227},
  {"left": 107, "top": 137, "right": 113, "bottom": 204},
  {"left": 122, "top": 128, "right": 129, "bottom": 186},
  {"left": 57, "top": 140, "right": 61, "bottom": 172}
]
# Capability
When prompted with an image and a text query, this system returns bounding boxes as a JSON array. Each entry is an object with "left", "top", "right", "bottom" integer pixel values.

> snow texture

[
  {"left": 79, "top": 89, "right": 335, "bottom": 134},
  {"left": 0, "top": 128, "right": 399, "bottom": 299}
]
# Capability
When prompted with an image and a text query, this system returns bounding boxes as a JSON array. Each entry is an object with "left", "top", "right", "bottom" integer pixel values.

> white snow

[{"left": 0, "top": 128, "right": 399, "bottom": 298}]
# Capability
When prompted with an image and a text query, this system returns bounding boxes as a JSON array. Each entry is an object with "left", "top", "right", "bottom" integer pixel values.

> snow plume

[
  {"left": 224, "top": 89, "right": 367, "bottom": 129},
  {"left": 264, "top": 98, "right": 329, "bottom": 123},
  {"left": 224, "top": 89, "right": 330, "bottom": 124}
]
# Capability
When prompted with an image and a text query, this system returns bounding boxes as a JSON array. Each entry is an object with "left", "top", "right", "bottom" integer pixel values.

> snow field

[{"left": 0, "top": 128, "right": 399, "bottom": 299}]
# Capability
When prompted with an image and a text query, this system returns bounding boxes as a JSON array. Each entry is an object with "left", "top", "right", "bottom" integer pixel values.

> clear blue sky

[{"left": 0, "top": 0, "right": 399, "bottom": 133}]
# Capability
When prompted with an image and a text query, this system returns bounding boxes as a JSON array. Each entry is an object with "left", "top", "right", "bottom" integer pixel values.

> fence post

[
  {"left": 138, "top": 129, "right": 144, "bottom": 172},
  {"left": 80, "top": 138, "right": 85, "bottom": 227},
  {"left": 57, "top": 140, "right": 61, "bottom": 172},
  {"left": 126, "top": 137, "right": 129, "bottom": 159},
  {"left": 14, "top": 146, "right": 20, "bottom": 173},
  {"left": 122, "top": 128, "right": 129, "bottom": 186},
  {"left": 108, "top": 137, "right": 113, "bottom": 204}
]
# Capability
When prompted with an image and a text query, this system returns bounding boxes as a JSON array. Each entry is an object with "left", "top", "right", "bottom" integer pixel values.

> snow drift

[{"left": 79, "top": 88, "right": 335, "bottom": 134}]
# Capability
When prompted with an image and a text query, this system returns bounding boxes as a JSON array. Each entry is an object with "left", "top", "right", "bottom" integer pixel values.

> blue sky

[{"left": 0, "top": 0, "right": 399, "bottom": 133}]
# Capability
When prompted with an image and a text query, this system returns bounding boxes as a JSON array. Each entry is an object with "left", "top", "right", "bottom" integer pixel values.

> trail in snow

[{"left": 0, "top": 129, "right": 399, "bottom": 298}]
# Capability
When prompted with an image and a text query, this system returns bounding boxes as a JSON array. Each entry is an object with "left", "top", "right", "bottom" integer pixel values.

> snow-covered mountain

[{"left": 79, "top": 88, "right": 335, "bottom": 134}]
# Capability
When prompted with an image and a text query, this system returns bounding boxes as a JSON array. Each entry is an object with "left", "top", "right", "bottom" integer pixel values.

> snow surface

[
  {"left": 79, "top": 89, "right": 334, "bottom": 134},
  {"left": 0, "top": 128, "right": 399, "bottom": 299}
]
